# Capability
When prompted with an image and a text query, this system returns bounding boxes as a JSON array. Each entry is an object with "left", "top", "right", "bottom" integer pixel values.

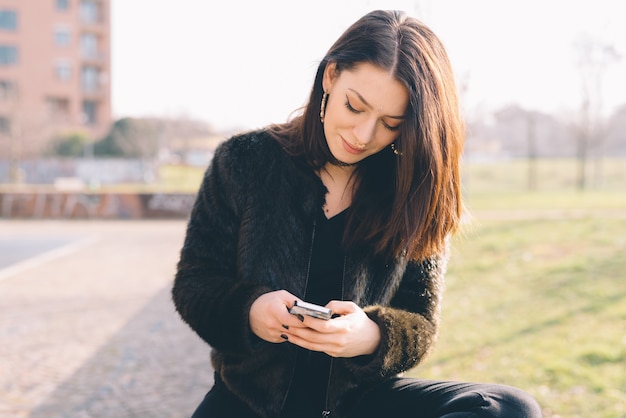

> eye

[
  {"left": 382, "top": 121, "right": 401, "bottom": 132},
  {"left": 344, "top": 97, "right": 361, "bottom": 114}
]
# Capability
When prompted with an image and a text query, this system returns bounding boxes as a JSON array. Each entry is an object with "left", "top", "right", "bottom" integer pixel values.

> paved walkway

[{"left": 0, "top": 220, "right": 213, "bottom": 418}]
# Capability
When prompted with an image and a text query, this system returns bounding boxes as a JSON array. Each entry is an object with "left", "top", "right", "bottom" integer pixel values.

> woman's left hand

[{"left": 281, "top": 300, "right": 381, "bottom": 358}]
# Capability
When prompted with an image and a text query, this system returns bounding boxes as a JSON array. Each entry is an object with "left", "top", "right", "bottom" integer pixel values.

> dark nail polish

[
  {"left": 282, "top": 324, "right": 289, "bottom": 330},
  {"left": 280, "top": 334, "right": 288, "bottom": 340},
  {"left": 297, "top": 314, "right": 305, "bottom": 322}
]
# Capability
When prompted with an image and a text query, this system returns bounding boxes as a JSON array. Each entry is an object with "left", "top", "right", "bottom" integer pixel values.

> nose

[{"left": 353, "top": 117, "right": 377, "bottom": 146}]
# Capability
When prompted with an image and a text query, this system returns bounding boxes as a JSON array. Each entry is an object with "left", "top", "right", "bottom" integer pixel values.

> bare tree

[
  {"left": 494, "top": 109, "right": 540, "bottom": 191},
  {"left": 573, "top": 35, "right": 621, "bottom": 190},
  {"left": 526, "top": 113, "right": 538, "bottom": 191},
  {"left": 1, "top": 83, "right": 55, "bottom": 184}
]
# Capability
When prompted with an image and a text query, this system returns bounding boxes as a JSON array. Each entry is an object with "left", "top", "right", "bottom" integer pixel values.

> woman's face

[{"left": 322, "top": 62, "right": 409, "bottom": 165}]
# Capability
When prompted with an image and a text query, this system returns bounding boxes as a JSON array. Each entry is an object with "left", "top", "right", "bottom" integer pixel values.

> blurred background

[
  {"left": 0, "top": 1, "right": 624, "bottom": 417},
  {"left": 0, "top": 0, "right": 624, "bottom": 202}
]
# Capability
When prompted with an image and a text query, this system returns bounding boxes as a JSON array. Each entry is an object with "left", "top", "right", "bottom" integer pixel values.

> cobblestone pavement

[{"left": 0, "top": 220, "right": 214, "bottom": 418}]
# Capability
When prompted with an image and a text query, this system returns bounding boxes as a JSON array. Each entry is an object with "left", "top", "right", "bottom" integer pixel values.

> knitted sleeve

[
  {"left": 337, "top": 249, "right": 448, "bottom": 384},
  {"left": 171, "top": 135, "right": 273, "bottom": 357}
]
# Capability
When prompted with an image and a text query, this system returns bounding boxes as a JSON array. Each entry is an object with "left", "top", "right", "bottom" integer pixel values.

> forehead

[{"left": 336, "top": 62, "right": 409, "bottom": 115}]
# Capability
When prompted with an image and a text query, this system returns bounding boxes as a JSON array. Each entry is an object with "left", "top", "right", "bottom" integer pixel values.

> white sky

[{"left": 111, "top": 0, "right": 626, "bottom": 131}]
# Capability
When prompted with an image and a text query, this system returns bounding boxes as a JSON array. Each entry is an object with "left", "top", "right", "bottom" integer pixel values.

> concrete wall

[{"left": 0, "top": 191, "right": 195, "bottom": 219}]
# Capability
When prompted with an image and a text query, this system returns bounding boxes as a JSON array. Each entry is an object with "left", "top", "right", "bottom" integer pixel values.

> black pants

[{"left": 191, "top": 375, "right": 542, "bottom": 418}]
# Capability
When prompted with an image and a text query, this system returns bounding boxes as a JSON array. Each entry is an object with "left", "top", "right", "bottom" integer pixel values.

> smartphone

[{"left": 289, "top": 300, "right": 332, "bottom": 320}]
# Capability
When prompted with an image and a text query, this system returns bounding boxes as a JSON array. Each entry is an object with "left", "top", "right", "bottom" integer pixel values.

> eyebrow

[{"left": 347, "top": 88, "right": 406, "bottom": 120}]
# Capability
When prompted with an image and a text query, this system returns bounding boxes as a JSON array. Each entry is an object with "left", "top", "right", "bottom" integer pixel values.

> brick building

[{"left": 0, "top": 0, "right": 111, "bottom": 159}]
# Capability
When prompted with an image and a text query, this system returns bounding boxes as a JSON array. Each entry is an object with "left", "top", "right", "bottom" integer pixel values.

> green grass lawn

[
  {"left": 410, "top": 212, "right": 626, "bottom": 418},
  {"left": 462, "top": 157, "right": 626, "bottom": 193}
]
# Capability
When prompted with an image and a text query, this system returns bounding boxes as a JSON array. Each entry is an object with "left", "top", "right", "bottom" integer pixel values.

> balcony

[
  {"left": 79, "top": 1, "right": 107, "bottom": 28},
  {"left": 80, "top": 50, "right": 107, "bottom": 65}
]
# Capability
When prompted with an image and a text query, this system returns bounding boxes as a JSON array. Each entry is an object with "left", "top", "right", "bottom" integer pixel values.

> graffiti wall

[{"left": 0, "top": 192, "right": 196, "bottom": 219}]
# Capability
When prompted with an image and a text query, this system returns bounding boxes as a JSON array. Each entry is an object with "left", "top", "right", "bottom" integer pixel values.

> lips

[{"left": 342, "top": 138, "right": 366, "bottom": 155}]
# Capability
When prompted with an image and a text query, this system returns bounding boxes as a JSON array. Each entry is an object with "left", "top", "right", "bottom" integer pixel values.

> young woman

[{"left": 172, "top": 10, "right": 542, "bottom": 418}]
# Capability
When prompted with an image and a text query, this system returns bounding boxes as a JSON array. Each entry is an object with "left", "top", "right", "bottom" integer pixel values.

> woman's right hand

[{"left": 249, "top": 290, "right": 304, "bottom": 343}]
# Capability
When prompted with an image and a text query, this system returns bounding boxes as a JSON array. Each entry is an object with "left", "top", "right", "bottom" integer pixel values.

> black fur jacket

[{"left": 172, "top": 129, "right": 448, "bottom": 418}]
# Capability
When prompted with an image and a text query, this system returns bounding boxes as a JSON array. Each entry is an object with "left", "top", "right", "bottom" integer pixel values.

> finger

[
  {"left": 282, "top": 321, "right": 308, "bottom": 331},
  {"left": 282, "top": 332, "right": 324, "bottom": 352},
  {"left": 292, "top": 315, "right": 337, "bottom": 333},
  {"left": 286, "top": 323, "right": 336, "bottom": 343},
  {"left": 281, "top": 307, "right": 310, "bottom": 329},
  {"left": 285, "top": 332, "right": 342, "bottom": 356},
  {"left": 281, "top": 292, "right": 308, "bottom": 308},
  {"left": 325, "top": 300, "right": 358, "bottom": 315},
  {"left": 267, "top": 330, "right": 291, "bottom": 344}
]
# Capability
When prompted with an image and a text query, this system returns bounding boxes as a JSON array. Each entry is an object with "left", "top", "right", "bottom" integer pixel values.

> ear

[{"left": 322, "top": 62, "right": 338, "bottom": 92}]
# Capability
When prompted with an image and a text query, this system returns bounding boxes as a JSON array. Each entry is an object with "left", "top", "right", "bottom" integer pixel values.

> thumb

[{"left": 325, "top": 300, "right": 359, "bottom": 316}]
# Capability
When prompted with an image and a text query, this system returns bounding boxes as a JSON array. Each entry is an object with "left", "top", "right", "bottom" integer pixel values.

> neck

[
  {"left": 322, "top": 161, "right": 355, "bottom": 183},
  {"left": 329, "top": 155, "right": 358, "bottom": 168},
  {"left": 319, "top": 163, "right": 355, "bottom": 218}
]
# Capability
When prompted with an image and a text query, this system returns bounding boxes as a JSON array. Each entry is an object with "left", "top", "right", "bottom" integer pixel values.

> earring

[
  {"left": 320, "top": 91, "right": 328, "bottom": 123},
  {"left": 391, "top": 143, "right": 402, "bottom": 156}
]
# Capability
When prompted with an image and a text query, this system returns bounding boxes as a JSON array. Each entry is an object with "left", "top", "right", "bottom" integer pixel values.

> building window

[
  {"left": 81, "top": 66, "right": 99, "bottom": 92},
  {"left": 0, "top": 10, "right": 17, "bottom": 31},
  {"left": 54, "top": 27, "right": 71, "bottom": 46},
  {"left": 55, "top": 60, "right": 72, "bottom": 81},
  {"left": 80, "top": 0, "right": 100, "bottom": 24},
  {"left": 0, "top": 116, "right": 10, "bottom": 134},
  {"left": 56, "top": 0, "right": 70, "bottom": 10},
  {"left": 82, "top": 100, "right": 97, "bottom": 125},
  {"left": 0, "top": 80, "right": 16, "bottom": 100},
  {"left": 46, "top": 97, "right": 70, "bottom": 121},
  {"left": 80, "top": 33, "right": 98, "bottom": 59},
  {"left": 0, "top": 45, "right": 18, "bottom": 65}
]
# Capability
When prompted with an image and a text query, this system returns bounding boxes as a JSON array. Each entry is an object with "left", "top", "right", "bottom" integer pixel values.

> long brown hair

[{"left": 270, "top": 10, "right": 464, "bottom": 261}]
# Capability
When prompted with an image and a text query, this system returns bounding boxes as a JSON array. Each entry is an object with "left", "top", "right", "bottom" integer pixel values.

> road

[{"left": 0, "top": 220, "right": 213, "bottom": 418}]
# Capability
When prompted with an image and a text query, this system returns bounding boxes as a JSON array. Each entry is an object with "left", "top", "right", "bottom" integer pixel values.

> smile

[{"left": 342, "top": 138, "right": 367, "bottom": 155}]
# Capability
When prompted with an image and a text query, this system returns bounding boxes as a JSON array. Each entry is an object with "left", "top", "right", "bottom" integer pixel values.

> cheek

[
  {"left": 327, "top": 100, "right": 347, "bottom": 126},
  {"left": 374, "top": 128, "right": 399, "bottom": 148}
]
